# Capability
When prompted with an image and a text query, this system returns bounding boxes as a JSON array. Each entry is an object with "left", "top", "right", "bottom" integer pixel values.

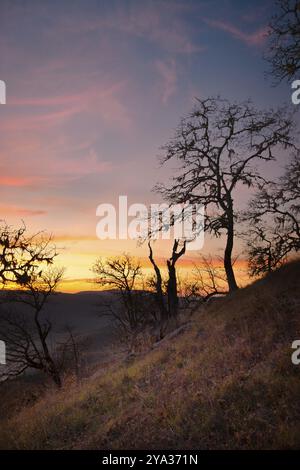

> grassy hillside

[{"left": 1, "top": 261, "right": 300, "bottom": 449}]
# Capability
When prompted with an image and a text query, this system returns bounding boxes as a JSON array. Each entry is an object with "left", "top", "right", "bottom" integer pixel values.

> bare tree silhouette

[
  {"left": 166, "top": 239, "right": 186, "bottom": 317},
  {"left": 92, "top": 254, "right": 151, "bottom": 339},
  {"left": 156, "top": 97, "right": 295, "bottom": 291},
  {"left": 148, "top": 241, "right": 168, "bottom": 321},
  {"left": 245, "top": 155, "right": 300, "bottom": 275},
  {"left": 0, "top": 223, "right": 66, "bottom": 386},
  {"left": 0, "top": 268, "right": 64, "bottom": 387},
  {"left": 245, "top": 224, "right": 289, "bottom": 276},
  {"left": 0, "top": 222, "right": 56, "bottom": 286},
  {"left": 266, "top": 0, "right": 300, "bottom": 82},
  {"left": 192, "top": 255, "right": 228, "bottom": 301},
  {"left": 148, "top": 239, "right": 186, "bottom": 319}
]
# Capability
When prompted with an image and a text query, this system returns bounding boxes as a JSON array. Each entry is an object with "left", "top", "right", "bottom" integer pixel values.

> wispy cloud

[
  {"left": 0, "top": 148, "right": 112, "bottom": 188},
  {"left": 155, "top": 59, "right": 177, "bottom": 104},
  {"left": 206, "top": 19, "right": 268, "bottom": 46},
  {"left": 5, "top": 81, "right": 131, "bottom": 131},
  {"left": 111, "top": 5, "right": 202, "bottom": 55},
  {"left": 0, "top": 80, "right": 124, "bottom": 189},
  {"left": 58, "top": 2, "right": 203, "bottom": 56},
  {"left": 0, "top": 204, "right": 47, "bottom": 216},
  {"left": 0, "top": 176, "right": 35, "bottom": 187},
  {"left": 53, "top": 234, "right": 97, "bottom": 242}
]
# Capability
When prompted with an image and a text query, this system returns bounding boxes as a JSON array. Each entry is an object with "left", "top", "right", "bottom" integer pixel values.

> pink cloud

[
  {"left": 0, "top": 204, "right": 47, "bottom": 216},
  {"left": 0, "top": 81, "right": 126, "bottom": 189},
  {"left": 50, "top": 149, "right": 112, "bottom": 179},
  {"left": 206, "top": 19, "right": 269, "bottom": 46},
  {"left": 5, "top": 81, "right": 131, "bottom": 132},
  {"left": 0, "top": 148, "right": 112, "bottom": 188},
  {"left": 1, "top": 106, "right": 83, "bottom": 132},
  {"left": 0, "top": 176, "right": 35, "bottom": 187}
]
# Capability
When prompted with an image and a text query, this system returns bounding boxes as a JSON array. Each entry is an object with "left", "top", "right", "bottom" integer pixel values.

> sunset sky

[{"left": 0, "top": 0, "right": 295, "bottom": 291}]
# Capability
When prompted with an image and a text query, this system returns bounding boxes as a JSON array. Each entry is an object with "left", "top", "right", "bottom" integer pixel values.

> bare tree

[
  {"left": 148, "top": 241, "right": 168, "bottom": 320},
  {"left": 192, "top": 255, "right": 228, "bottom": 301},
  {"left": 92, "top": 254, "right": 151, "bottom": 337},
  {"left": 0, "top": 267, "right": 64, "bottom": 387},
  {"left": 156, "top": 97, "right": 295, "bottom": 292},
  {"left": 172, "top": 255, "right": 228, "bottom": 315},
  {"left": 0, "top": 222, "right": 56, "bottom": 286},
  {"left": 147, "top": 239, "right": 186, "bottom": 319},
  {"left": 56, "top": 325, "right": 82, "bottom": 384},
  {"left": 245, "top": 155, "right": 300, "bottom": 275},
  {"left": 245, "top": 224, "right": 289, "bottom": 276},
  {"left": 266, "top": 0, "right": 300, "bottom": 82},
  {"left": 166, "top": 239, "right": 186, "bottom": 317},
  {"left": 0, "top": 223, "right": 67, "bottom": 386}
]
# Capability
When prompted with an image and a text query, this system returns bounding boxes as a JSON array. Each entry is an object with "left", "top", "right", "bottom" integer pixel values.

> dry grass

[{"left": 1, "top": 261, "right": 300, "bottom": 449}]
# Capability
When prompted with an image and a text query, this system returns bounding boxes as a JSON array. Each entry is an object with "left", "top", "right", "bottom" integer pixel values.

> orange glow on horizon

[{"left": 58, "top": 257, "right": 250, "bottom": 293}]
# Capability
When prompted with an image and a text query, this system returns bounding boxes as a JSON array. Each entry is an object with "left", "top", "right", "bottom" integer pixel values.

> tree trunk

[
  {"left": 148, "top": 242, "right": 168, "bottom": 321},
  {"left": 167, "top": 261, "right": 178, "bottom": 317},
  {"left": 50, "top": 365, "right": 62, "bottom": 388},
  {"left": 166, "top": 240, "right": 186, "bottom": 316},
  {"left": 224, "top": 214, "right": 238, "bottom": 292},
  {"left": 35, "top": 314, "right": 62, "bottom": 388}
]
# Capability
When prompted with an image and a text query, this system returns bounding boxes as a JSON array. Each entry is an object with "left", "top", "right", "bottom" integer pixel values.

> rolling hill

[{"left": 0, "top": 261, "right": 300, "bottom": 449}]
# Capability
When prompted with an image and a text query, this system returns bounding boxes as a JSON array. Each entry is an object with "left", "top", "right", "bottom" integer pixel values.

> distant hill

[
  {"left": 0, "top": 290, "right": 119, "bottom": 374},
  {"left": 0, "top": 261, "right": 300, "bottom": 449},
  {"left": 0, "top": 289, "right": 118, "bottom": 332}
]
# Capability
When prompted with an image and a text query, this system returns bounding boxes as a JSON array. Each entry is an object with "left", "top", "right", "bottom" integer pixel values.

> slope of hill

[{"left": 0, "top": 261, "right": 300, "bottom": 449}]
